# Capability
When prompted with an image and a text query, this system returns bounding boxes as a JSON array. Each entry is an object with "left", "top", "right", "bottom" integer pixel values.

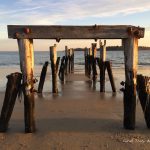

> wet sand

[{"left": 0, "top": 69, "right": 150, "bottom": 150}]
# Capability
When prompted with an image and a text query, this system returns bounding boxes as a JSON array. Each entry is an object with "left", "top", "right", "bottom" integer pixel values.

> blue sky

[{"left": 0, "top": 0, "right": 150, "bottom": 50}]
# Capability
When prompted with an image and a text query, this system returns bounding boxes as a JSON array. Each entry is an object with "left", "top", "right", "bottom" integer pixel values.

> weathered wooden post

[
  {"left": 105, "top": 61, "right": 116, "bottom": 92},
  {"left": 137, "top": 75, "right": 150, "bottom": 128},
  {"left": 65, "top": 46, "right": 69, "bottom": 75},
  {"left": 17, "top": 39, "right": 35, "bottom": 133},
  {"left": 122, "top": 36, "right": 138, "bottom": 130},
  {"left": 88, "top": 47, "right": 92, "bottom": 77},
  {"left": 0, "top": 72, "right": 22, "bottom": 132},
  {"left": 59, "top": 56, "right": 66, "bottom": 83},
  {"left": 91, "top": 43, "right": 97, "bottom": 81},
  {"left": 71, "top": 49, "right": 74, "bottom": 73},
  {"left": 38, "top": 61, "right": 49, "bottom": 93},
  {"left": 84, "top": 47, "right": 88, "bottom": 76},
  {"left": 100, "top": 40, "right": 106, "bottom": 92},
  {"left": 68, "top": 49, "right": 72, "bottom": 74},
  {"left": 50, "top": 44, "right": 58, "bottom": 93},
  {"left": 56, "top": 57, "right": 60, "bottom": 73}
]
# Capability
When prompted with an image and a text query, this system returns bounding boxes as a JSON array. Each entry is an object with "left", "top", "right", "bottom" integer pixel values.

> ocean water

[
  {"left": 0, "top": 50, "right": 149, "bottom": 68},
  {"left": 0, "top": 50, "right": 149, "bottom": 91}
]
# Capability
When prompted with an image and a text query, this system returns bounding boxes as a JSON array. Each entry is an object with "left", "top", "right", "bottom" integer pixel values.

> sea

[
  {"left": 0, "top": 50, "right": 149, "bottom": 68},
  {"left": 0, "top": 50, "right": 149, "bottom": 91}
]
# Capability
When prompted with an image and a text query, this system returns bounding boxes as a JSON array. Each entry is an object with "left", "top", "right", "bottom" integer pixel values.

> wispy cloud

[
  {"left": 1, "top": 0, "right": 150, "bottom": 24},
  {"left": 0, "top": 0, "right": 150, "bottom": 39},
  {"left": 0, "top": 6, "right": 44, "bottom": 16}
]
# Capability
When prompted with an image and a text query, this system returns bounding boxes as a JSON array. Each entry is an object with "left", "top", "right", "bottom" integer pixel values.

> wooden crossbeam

[{"left": 8, "top": 25, "right": 145, "bottom": 39}]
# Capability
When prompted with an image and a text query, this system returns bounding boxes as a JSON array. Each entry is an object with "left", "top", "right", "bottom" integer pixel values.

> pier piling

[
  {"left": 18, "top": 39, "right": 36, "bottom": 133},
  {"left": 59, "top": 56, "right": 66, "bottom": 82},
  {"left": 100, "top": 40, "right": 106, "bottom": 92},
  {"left": 50, "top": 44, "right": 58, "bottom": 94},
  {"left": 137, "top": 75, "right": 150, "bottom": 128},
  {"left": 92, "top": 43, "right": 97, "bottom": 81},
  {"left": 105, "top": 61, "right": 116, "bottom": 92},
  {"left": 0, "top": 73, "right": 22, "bottom": 132},
  {"left": 38, "top": 61, "right": 49, "bottom": 93},
  {"left": 122, "top": 37, "right": 138, "bottom": 130}
]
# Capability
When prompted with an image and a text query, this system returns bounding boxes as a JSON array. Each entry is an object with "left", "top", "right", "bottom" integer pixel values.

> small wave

[
  {"left": 139, "top": 63, "right": 150, "bottom": 66},
  {"left": 0, "top": 63, "right": 20, "bottom": 66}
]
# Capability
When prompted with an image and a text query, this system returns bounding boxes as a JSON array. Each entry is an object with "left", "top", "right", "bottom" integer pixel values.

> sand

[{"left": 0, "top": 68, "right": 150, "bottom": 150}]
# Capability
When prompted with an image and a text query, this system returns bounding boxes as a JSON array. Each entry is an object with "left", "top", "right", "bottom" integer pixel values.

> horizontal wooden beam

[{"left": 7, "top": 25, "right": 145, "bottom": 39}]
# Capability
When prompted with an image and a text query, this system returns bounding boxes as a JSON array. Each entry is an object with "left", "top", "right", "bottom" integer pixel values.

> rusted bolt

[
  {"left": 127, "top": 27, "right": 133, "bottom": 35},
  {"left": 15, "top": 32, "right": 19, "bottom": 38},
  {"left": 24, "top": 28, "right": 31, "bottom": 34},
  {"left": 120, "top": 81, "right": 125, "bottom": 86},
  {"left": 120, "top": 88, "right": 125, "bottom": 92},
  {"left": 33, "top": 78, "right": 38, "bottom": 83},
  {"left": 134, "top": 30, "right": 140, "bottom": 36}
]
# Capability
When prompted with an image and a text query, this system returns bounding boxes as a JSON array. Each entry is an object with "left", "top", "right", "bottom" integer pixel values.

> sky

[{"left": 0, "top": 0, "right": 150, "bottom": 51}]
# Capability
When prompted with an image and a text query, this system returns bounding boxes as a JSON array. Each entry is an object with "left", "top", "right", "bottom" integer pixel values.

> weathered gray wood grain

[{"left": 8, "top": 25, "right": 145, "bottom": 39}]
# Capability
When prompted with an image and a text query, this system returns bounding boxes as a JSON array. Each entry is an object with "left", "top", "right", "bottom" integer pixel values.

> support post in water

[
  {"left": 100, "top": 40, "right": 106, "bottom": 92},
  {"left": 38, "top": 61, "right": 49, "bottom": 93},
  {"left": 71, "top": 48, "right": 74, "bottom": 73},
  {"left": 105, "top": 61, "right": 116, "bottom": 92},
  {"left": 0, "top": 73, "right": 22, "bottom": 132},
  {"left": 91, "top": 43, "right": 97, "bottom": 81},
  {"left": 122, "top": 37, "right": 138, "bottom": 130},
  {"left": 84, "top": 47, "right": 88, "bottom": 76},
  {"left": 137, "top": 75, "right": 150, "bottom": 128},
  {"left": 59, "top": 56, "right": 66, "bottom": 83},
  {"left": 50, "top": 44, "right": 58, "bottom": 94},
  {"left": 68, "top": 49, "right": 72, "bottom": 74},
  {"left": 65, "top": 46, "right": 69, "bottom": 75},
  {"left": 88, "top": 47, "right": 92, "bottom": 77},
  {"left": 17, "top": 39, "right": 36, "bottom": 133},
  {"left": 56, "top": 57, "right": 60, "bottom": 73}
]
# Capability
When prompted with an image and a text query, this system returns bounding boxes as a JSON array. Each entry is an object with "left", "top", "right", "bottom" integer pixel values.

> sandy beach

[{"left": 0, "top": 67, "right": 150, "bottom": 150}]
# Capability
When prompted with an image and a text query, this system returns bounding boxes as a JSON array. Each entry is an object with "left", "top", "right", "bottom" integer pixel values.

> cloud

[
  {"left": 1, "top": 0, "right": 150, "bottom": 24},
  {"left": 0, "top": 6, "right": 44, "bottom": 16},
  {"left": 0, "top": 0, "right": 150, "bottom": 39}
]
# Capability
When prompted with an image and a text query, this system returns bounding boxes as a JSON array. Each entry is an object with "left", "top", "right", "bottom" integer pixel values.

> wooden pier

[{"left": 0, "top": 25, "right": 145, "bottom": 132}]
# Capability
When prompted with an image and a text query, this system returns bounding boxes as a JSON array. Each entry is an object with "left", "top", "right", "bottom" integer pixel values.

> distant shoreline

[{"left": 74, "top": 46, "right": 150, "bottom": 51}]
